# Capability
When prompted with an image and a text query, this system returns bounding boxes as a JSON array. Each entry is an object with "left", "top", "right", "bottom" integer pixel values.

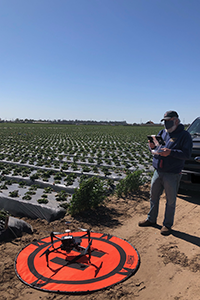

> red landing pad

[{"left": 15, "top": 232, "right": 140, "bottom": 294}]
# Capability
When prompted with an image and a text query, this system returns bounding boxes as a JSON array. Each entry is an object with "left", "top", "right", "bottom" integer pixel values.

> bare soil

[{"left": 1, "top": 183, "right": 200, "bottom": 300}]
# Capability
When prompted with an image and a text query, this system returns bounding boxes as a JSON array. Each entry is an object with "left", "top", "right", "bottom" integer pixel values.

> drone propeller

[
  {"left": 52, "top": 231, "right": 63, "bottom": 235},
  {"left": 78, "top": 228, "right": 92, "bottom": 244},
  {"left": 79, "top": 227, "right": 94, "bottom": 232},
  {"left": 79, "top": 227, "right": 88, "bottom": 232}
]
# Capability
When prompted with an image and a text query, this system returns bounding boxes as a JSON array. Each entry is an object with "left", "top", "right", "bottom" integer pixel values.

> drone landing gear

[{"left": 40, "top": 229, "right": 93, "bottom": 267}]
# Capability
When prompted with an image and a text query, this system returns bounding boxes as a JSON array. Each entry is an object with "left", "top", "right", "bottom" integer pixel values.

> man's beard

[{"left": 165, "top": 123, "right": 177, "bottom": 133}]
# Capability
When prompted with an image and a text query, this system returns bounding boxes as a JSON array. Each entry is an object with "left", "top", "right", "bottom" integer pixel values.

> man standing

[{"left": 139, "top": 111, "right": 193, "bottom": 235}]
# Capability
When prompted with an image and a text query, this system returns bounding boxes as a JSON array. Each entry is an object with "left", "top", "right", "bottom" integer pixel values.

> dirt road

[{"left": 1, "top": 184, "right": 200, "bottom": 300}]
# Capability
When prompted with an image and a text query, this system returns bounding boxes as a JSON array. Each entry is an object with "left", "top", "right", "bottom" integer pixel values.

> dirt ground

[{"left": 1, "top": 183, "right": 200, "bottom": 300}]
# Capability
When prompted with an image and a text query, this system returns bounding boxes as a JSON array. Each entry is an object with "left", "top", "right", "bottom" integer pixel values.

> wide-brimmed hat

[{"left": 161, "top": 110, "right": 179, "bottom": 121}]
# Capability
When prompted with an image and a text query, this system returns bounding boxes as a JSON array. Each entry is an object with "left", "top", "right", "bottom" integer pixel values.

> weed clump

[
  {"left": 69, "top": 177, "right": 107, "bottom": 215},
  {"left": 115, "top": 170, "right": 145, "bottom": 197}
]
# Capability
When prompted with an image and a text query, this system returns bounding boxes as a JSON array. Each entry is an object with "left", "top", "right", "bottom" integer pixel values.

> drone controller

[
  {"left": 147, "top": 135, "right": 165, "bottom": 146},
  {"left": 147, "top": 135, "right": 165, "bottom": 155}
]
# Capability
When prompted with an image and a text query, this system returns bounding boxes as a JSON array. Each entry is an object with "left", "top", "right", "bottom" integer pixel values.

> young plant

[
  {"left": 44, "top": 187, "right": 53, "bottom": 193},
  {"left": 9, "top": 190, "right": 19, "bottom": 197},
  {"left": 22, "top": 194, "right": 32, "bottom": 200},
  {"left": 37, "top": 198, "right": 48, "bottom": 204},
  {"left": 55, "top": 190, "right": 69, "bottom": 201}
]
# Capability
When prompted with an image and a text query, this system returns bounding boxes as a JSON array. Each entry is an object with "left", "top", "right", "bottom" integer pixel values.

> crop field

[{"left": 0, "top": 123, "right": 163, "bottom": 220}]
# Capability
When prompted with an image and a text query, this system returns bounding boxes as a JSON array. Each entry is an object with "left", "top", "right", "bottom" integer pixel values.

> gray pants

[{"left": 148, "top": 169, "right": 182, "bottom": 228}]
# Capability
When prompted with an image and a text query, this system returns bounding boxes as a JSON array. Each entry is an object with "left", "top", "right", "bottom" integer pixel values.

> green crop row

[{"left": 0, "top": 124, "right": 162, "bottom": 174}]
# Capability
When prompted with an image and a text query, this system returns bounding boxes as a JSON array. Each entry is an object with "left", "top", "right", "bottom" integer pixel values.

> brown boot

[
  {"left": 138, "top": 219, "right": 156, "bottom": 227},
  {"left": 160, "top": 226, "right": 171, "bottom": 236}
]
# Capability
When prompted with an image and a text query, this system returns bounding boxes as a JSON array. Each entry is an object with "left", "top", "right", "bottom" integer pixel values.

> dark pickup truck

[{"left": 180, "top": 117, "right": 200, "bottom": 191}]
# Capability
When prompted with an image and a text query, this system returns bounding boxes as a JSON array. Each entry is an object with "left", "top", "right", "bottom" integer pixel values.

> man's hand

[
  {"left": 148, "top": 141, "right": 155, "bottom": 149},
  {"left": 159, "top": 148, "right": 171, "bottom": 157}
]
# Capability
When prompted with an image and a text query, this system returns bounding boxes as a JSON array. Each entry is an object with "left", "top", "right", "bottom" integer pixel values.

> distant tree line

[
  {"left": 0, "top": 118, "right": 191, "bottom": 126},
  {"left": 0, "top": 118, "right": 128, "bottom": 126}
]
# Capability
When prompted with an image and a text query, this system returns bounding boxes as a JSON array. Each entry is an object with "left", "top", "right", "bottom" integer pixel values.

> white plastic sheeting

[
  {"left": 0, "top": 216, "right": 33, "bottom": 242},
  {"left": 0, "top": 195, "right": 66, "bottom": 222}
]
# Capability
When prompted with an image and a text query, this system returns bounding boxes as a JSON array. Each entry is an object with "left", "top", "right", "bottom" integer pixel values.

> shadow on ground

[
  {"left": 72, "top": 187, "right": 151, "bottom": 228},
  {"left": 178, "top": 188, "right": 200, "bottom": 205},
  {"left": 153, "top": 224, "right": 200, "bottom": 248},
  {"left": 73, "top": 205, "right": 123, "bottom": 228}
]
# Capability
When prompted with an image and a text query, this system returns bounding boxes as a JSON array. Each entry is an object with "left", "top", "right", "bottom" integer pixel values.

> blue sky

[{"left": 0, "top": 0, "right": 200, "bottom": 124}]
